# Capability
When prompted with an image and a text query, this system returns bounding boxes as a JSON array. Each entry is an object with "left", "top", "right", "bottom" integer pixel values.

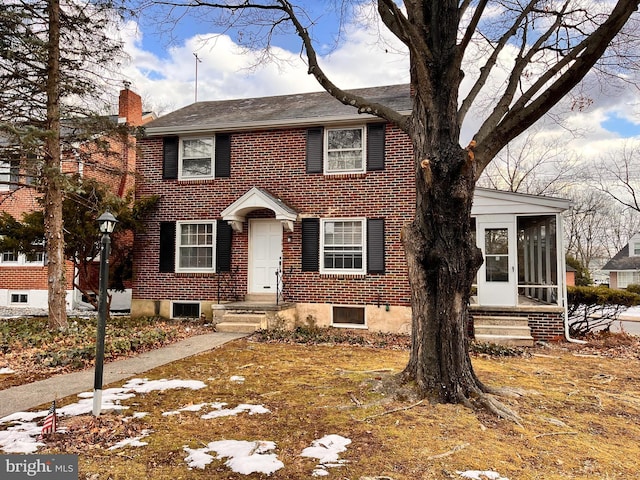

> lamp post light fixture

[{"left": 93, "top": 211, "right": 118, "bottom": 416}]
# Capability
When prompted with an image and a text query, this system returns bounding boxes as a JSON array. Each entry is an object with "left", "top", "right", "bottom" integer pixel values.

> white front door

[
  {"left": 249, "top": 220, "right": 282, "bottom": 294},
  {"left": 477, "top": 222, "right": 517, "bottom": 306}
]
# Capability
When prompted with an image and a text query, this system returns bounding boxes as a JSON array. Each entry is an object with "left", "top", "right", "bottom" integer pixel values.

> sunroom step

[{"left": 474, "top": 334, "right": 535, "bottom": 347}]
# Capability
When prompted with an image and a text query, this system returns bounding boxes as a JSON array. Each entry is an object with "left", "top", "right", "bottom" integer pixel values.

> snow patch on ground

[
  {"left": 300, "top": 434, "right": 351, "bottom": 476},
  {"left": 458, "top": 471, "right": 509, "bottom": 480},
  {"left": 184, "top": 440, "right": 284, "bottom": 475},
  {"left": 0, "top": 378, "right": 206, "bottom": 453},
  {"left": 108, "top": 429, "right": 151, "bottom": 450},
  {"left": 0, "top": 367, "right": 15, "bottom": 375},
  {"left": 229, "top": 375, "right": 245, "bottom": 383}
]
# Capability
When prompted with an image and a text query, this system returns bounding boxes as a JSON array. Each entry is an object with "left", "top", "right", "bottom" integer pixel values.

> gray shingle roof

[
  {"left": 602, "top": 244, "right": 640, "bottom": 271},
  {"left": 144, "top": 84, "right": 412, "bottom": 135}
]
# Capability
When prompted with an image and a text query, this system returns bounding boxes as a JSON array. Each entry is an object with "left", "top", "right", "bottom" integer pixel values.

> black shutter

[
  {"left": 159, "top": 222, "right": 176, "bottom": 273},
  {"left": 367, "top": 123, "right": 385, "bottom": 171},
  {"left": 306, "top": 127, "right": 324, "bottom": 174},
  {"left": 162, "top": 137, "right": 179, "bottom": 179},
  {"left": 301, "top": 218, "right": 320, "bottom": 272},
  {"left": 215, "top": 134, "right": 231, "bottom": 178},
  {"left": 216, "top": 220, "right": 233, "bottom": 272},
  {"left": 367, "top": 219, "right": 385, "bottom": 274}
]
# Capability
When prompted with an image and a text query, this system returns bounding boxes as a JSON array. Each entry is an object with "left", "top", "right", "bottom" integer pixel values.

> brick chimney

[{"left": 118, "top": 83, "right": 143, "bottom": 127}]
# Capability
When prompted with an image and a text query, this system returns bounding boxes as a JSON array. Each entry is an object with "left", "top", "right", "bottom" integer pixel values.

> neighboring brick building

[
  {"left": 132, "top": 84, "right": 571, "bottom": 342},
  {"left": 0, "top": 87, "right": 152, "bottom": 310}
]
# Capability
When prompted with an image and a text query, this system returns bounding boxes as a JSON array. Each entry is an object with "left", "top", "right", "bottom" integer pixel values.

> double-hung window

[
  {"left": 179, "top": 137, "right": 214, "bottom": 179},
  {"left": 633, "top": 242, "right": 640, "bottom": 256},
  {"left": 176, "top": 221, "right": 216, "bottom": 273},
  {"left": 325, "top": 127, "right": 365, "bottom": 174},
  {"left": 321, "top": 219, "right": 366, "bottom": 274}
]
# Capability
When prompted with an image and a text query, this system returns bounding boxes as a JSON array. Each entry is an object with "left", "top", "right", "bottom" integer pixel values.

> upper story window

[
  {"left": 633, "top": 242, "right": 640, "bottom": 256},
  {"left": 0, "top": 160, "right": 19, "bottom": 192},
  {"left": 321, "top": 218, "right": 366, "bottom": 275},
  {"left": 179, "top": 137, "right": 214, "bottom": 179},
  {"left": 306, "top": 124, "right": 385, "bottom": 175},
  {"left": 2, "top": 251, "right": 18, "bottom": 263},
  {"left": 176, "top": 221, "right": 216, "bottom": 273},
  {"left": 163, "top": 134, "right": 231, "bottom": 181},
  {"left": 325, "top": 127, "right": 365, "bottom": 174}
]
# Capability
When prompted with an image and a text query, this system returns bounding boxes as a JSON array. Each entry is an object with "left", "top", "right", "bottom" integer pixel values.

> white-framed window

[
  {"left": 633, "top": 242, "right": 640, "bottom": 256},
  {"left": 618, "top": 271, "right": 640, "bottom": 289},
  {"left": 1, "top": 251, "right": 18, "bottom": 263},
  {"left": 324, "top": 127, "right": 366, "bottom": 174},
  {"left": 25, "top": 251, "right": 45, "bottom": 264},
  {"left": 176, "top": 221, "right": 216, "bottom": 273},
  {"left": 179, "top": 137, "right": 214, "bottom": 179},
  {"left": 10, "top": 292, "right": 28, "bottom": 304},
  {"left": 321, "top": 218, "right": 366, "bottom": 275},
  {"left": 331, "top": 305, "right": 366, "bottom": 328},
  {"left": 0, "top": 161, "right": 11, "bottom": 191}
]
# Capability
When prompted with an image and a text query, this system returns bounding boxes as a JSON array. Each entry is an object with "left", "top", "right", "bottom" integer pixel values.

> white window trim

[
  {"left": 175, "top": 220, "right": 217, "bottom": 273},
  {"left": 1, "top": 251, "right": 19, "bottom": 264},
  {"left": 9, "top": 291, "right": 29, "bottom": 305},
  {"left": 632, "top": 242, "right": 640, "bottom": 257},
  {"left": 324, "top": 126, "right": 366, "bottom": 175},
  {"left": 331, "top": 305, "right": 367, "bottom": 329},
  {"left": 178, "top": 136, "right": 215, "bottom": 180},
  {"left": 170, "top": 301, "right": 201, "bottom": 319},
  {"left": 320, "top": 217, "right": 366, "bottom": 275},
  {"left": 0, "top": 160, "right": 10, "bottom": 191}
]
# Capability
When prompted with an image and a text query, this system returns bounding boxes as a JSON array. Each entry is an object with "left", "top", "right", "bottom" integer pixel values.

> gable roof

[
  {"left": 602, "top": 244, "right": 640, "bottom": 271},
  {"left": 144, "top": 84, "right": 412, "bottom": 136}
]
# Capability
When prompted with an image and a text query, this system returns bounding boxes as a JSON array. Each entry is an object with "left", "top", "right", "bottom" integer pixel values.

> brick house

[
  {"left": 0, "top": 87, "right": 152, "bottom": 310},
  {"left": 132, "top": 84, "right": 571, "bottom": 343}
]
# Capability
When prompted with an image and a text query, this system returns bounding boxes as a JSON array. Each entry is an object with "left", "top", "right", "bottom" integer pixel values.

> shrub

[
  {"left": 567, "top": 285, "right": 640, "bottom": 337},
  {"left": 626, "top": 284, "right": 640, "bottom": 295}
]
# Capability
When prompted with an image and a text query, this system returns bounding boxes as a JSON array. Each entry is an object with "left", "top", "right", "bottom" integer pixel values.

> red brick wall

[
  {"left": 133, "top": 124, "right": 415, "bottom": 307},
  {"left": 0, "top": 262, "right": 74, "bottom": 290}
]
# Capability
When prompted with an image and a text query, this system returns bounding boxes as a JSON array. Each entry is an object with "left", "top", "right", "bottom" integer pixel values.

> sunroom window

[
  {"left": 321, "top": 219, "right": 365, "bottom": 274},
  {"left": 325, "top": 127, "right": 365, "bottom": 173},
  {"left": 179, "top": 137, "right": 214, "bottom": 179}
]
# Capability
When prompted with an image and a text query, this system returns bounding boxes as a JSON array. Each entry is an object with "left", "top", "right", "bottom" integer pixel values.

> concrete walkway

[{"left": 0, "top": 332, "right": 247, "bottom": 418}]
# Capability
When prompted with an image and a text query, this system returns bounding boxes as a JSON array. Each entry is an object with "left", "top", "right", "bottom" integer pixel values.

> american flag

[{"left": 38, "top": 400, "right": 57, "bottom": 440}]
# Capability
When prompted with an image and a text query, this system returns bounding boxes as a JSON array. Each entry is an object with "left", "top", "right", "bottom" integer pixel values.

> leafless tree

[
  {"left": 478, "top": 130, "right": 578, "bottom": 196},
  {"left": 139, "top": 0, "right": 640, "bottom": 417}
]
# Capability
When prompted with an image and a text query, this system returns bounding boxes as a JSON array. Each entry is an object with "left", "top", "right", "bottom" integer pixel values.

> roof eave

[{"left": 144, "top": 111, "right": 412, "bottom": 137}]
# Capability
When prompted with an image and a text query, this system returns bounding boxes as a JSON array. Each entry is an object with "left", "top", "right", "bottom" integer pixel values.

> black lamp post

[{"left": 93, "top": 211, "right": 118, "bottom": 416}]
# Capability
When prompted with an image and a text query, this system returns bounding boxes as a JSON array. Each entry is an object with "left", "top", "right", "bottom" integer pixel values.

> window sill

[
  {"left": 323, "top": 173, "right": 367, "bottom": 179},
  {"left": 320, "top": 273, "right": 367, "bottom": 279},
  {"left": 177, "top": 178, "right": 216, "bottom": 185},
  {"left": 175, "top": 272, "right": 217, "bottom": 278},
  {"left": 331, "top": 323, "right": 368, "bottom": 329}
]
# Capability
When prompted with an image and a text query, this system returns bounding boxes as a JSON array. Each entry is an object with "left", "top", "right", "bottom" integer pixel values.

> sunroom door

[{"left": 478, "top": 222, "right": 516, "bottom": 306}]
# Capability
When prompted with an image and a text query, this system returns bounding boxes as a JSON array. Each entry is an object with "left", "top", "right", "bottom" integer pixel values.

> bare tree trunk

[{"left": 44, "top": 0, "right": 67, "bottom": 330}]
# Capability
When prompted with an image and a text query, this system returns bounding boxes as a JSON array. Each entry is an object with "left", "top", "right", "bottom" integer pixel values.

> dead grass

[{"left": 26, "top": 336, "right": 640, "bottom": 479}]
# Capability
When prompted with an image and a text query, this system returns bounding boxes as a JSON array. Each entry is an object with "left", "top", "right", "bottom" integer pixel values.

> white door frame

[
  {"left": 477, "top": 217, "right": 517, "bottom": 306},
  {"left": 248, "top": 219, "right": 283, "bottom": 295}
]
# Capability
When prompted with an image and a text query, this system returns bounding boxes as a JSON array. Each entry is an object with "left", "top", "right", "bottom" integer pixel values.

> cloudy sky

[{"left": 113, "top": 2, "right": 640, "bottom": 166}]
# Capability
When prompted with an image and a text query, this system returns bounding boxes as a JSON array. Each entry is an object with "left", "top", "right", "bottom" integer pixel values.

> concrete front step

[
  {"left": 215, "top": 312, "right": 266, "bottom": 334},
  {"left": 473, "top": 315, "right": 534, "bottom": 347},
  {"left": 474, "top": 334, "right": 535, "bottom": 347},
  {"left": 215, "top": 322, "right": 262, "bottom": 334},
  {"left": 473, "top": 316, "right": 530, "bottom": 327},
  {"left": 474, "top": 325, "right": 533, "bottom": 337}
]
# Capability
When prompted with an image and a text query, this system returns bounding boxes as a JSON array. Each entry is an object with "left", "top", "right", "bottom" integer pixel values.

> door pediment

[{"left": 221, "top": 187, "right": 298, "bottom": 232}]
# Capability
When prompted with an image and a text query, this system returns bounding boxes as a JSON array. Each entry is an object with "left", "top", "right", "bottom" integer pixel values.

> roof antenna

[{"left": 193, "top": 53, "right": 202, "bottom": 102}]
